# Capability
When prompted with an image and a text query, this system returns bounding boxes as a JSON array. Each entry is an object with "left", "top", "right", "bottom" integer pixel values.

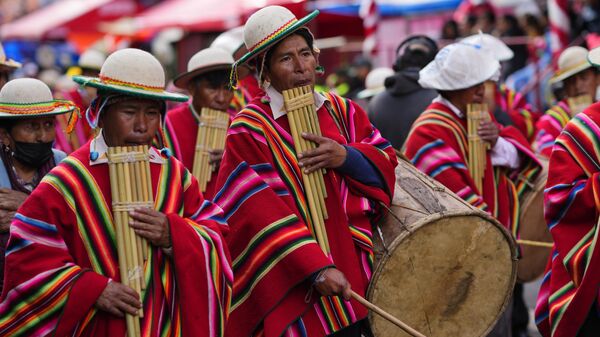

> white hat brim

[
  {"left": 73, "top": 75, "right": 188, "bottom": 102},
  {"left": 173, "top": 63, "right": 232, "bottom": 89},
  {"left": 419, "top": 61, "right": 499, "bottom": 91},
  {"left": 0, "top": 104, "right": 75, "bottom": 119},
  {"left": 550, "top": 61, "right": 592, "bottom": 84}
]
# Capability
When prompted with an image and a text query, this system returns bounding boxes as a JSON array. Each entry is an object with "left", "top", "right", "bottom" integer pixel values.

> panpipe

[
  {"left": 282, "top": 85, "right": 330, "bottom": 254},
  {"left": 192, "top": 108, "right": 229, "bottom": 192},
  {"left": 467, "top": 103, "right": 490, "bottom": 193},
  {"left": 567, "top": 94, "right": 593, "bottom": 116},
  {"left": 107, "top": 145, "right": 153, "bottom": 337}
]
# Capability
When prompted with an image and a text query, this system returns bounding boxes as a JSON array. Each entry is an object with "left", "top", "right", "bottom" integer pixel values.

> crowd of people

[{"left": 0, "top": 1, "right": 599, "bottom": 337}]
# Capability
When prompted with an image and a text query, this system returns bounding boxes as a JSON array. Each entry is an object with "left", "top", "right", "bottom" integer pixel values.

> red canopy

[{"left": 0, "top": 0, "right": 140, "bottom": 41}]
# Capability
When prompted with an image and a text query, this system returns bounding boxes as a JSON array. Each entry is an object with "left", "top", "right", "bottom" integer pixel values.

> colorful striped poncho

[
  {"left": 533, "top": 101, "right": 572, "bottom": 158},
  {"left": 403, "top": 101, "right": 540, "bottom": 236},
  {"left": 215, "top": 92, "right": 396, "bottom": 337},
  {"left": 496, "top": 84, "right": 540, "bottom": 143},
  {"left": 535, "top": 102, "right": 600, "bottom": 337},
  {"left": 0, "top": 142, "right": 232, "bottom": 337}
]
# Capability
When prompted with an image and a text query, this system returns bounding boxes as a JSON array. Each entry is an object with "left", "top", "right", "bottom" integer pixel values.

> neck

[{"left": 12, "top": 157, "right": 36, "bottom": 182}]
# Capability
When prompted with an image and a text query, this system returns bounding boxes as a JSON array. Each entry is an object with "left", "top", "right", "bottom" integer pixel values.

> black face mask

[{"left": 13, "top": 141, "right": 53, "bottom": 168}]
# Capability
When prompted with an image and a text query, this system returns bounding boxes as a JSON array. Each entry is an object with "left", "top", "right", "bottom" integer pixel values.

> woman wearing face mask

[{"left": 0, "top": 78, "right": 77, "bottom": 292}]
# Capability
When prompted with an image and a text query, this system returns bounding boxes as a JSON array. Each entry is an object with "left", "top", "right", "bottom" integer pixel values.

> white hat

[
  {"left": 173, "top": 47, "right": 234, "bottom": 89},
  {"left": 419, "top": 42, "right": 500, "bottom": 91},
  {"left": 73, "top": 48, "right": 188, "bottom": 102},
  {"left": 0, "top": 78, "right": 77, "bottom": 119},
  {"left": 0, "top": 42, "right": 21, "bottom": 70},
  {"left": 357, "top": 67, "right": 394, "bottom": 99},
  {"left": 211, "top": 27, "right": 245, "bottom": 57},
  {"left": 551, "top": 46, "right": 592, "bottom": 84},
  {"left": 78, "top": 49, "right": 106, "bottom": 71},
  {"left": 461, "top": 33, "right": 514, "bottom": 62}
]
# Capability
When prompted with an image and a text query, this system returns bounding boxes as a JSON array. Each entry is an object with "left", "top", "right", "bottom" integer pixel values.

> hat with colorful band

[
  {"left": 173, "top": 47, "right": 234, "bottom": 89},
  {"left": 73, "top": 48, "right": 188, "bottom": 103},
  {"left": 0, "top": 78, "right": 77, "bottom": 119},
  {"left": 0, "top": 42, "right": 21, "bottom": 70}
]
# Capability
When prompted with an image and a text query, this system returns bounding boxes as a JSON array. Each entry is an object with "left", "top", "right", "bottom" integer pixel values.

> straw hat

[
  {"left": 461, "top": 33, "right": 514, "bottom": 62},
  {"left": 0, "top": 78, "right": 77, "bottom": 119},
  {"left": 0, "top": 42, "right": 21, "bottom": 70},
  {"left": 419, "top": 42, "right": 500, "bottom": 91},
  {"left": 73, "top": 48, "right": 188, "bottom": 102},
  {"left": 550, "top": 46, "right": 592, "bottom": 84},
  {"left": 357, "top": 67, "right": 394, "bottom": 99},
  {"left": 78, "top": 49, "right": 106, "bottom": 71},
  {"left": 173, "top": 47, "right": 234, "bottom": 89},
  {"left": 237, "top": 6, "right": 319, "bottom": 66},
  {"left": 211, "top": 27, "right": 245, "bottom": 56}
]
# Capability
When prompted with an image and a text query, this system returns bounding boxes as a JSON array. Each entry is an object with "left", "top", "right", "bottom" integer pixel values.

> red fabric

[{"left": 239, "top": 75, "right": 263, "bottom": 100}]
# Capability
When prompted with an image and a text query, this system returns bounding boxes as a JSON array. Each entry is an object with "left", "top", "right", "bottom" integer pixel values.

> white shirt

[
  {"left": 89, "top": 131, "right": 165, "bottom": 166},
  {"left": 265, "top": 86, "right": 327, "bottom": 120},
  {"left": 433, "top": 95, "right": 521, "bottom": 169}
]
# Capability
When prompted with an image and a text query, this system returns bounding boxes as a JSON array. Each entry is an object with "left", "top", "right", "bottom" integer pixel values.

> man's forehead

[
  {"left": 113, "top": 97, "right": 162, "bottom": 108},
  {"left": 272, "top": 34, "right": 310, "bottom": 54}
]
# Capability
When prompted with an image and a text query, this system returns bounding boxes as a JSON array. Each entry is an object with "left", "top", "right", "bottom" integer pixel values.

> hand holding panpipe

[
  {"left": 192, "top": 108, "right": 229, "bottom": 192},
  {"left": 467, "top": 103, "right": 490, "bottom": 193}
]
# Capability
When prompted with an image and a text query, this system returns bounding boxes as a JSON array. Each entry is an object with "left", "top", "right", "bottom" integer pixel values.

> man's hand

[
  {"left": 0, "top": 209, "right": 15, "bottom": 233},
  {"left": 314, "top": 268, "right": 352, "bottom": 300},
  {"left": 0, "top": 188, "right": 28, "bottom": 211},
  {"left": 298, "top": 133, "right": 347, "bottom": 174},
  {"left": 129, "top": 208, "right": 171, "bottom": 248},
  {"left": 209, "top": 149, "right": 224, "bottom": 168},
  {"left": 95, "top": 281, "right": 142, "bottom": 317},
  {"left": 478, "top": 121, "right": 500, "bottom": 147}
]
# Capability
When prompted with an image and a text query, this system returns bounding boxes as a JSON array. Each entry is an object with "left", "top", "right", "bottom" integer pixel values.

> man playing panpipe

[
  {"left": 403, "top": 42, "right": 541, "bottom": 336},
  {"left": 0, "top": 48, "right": 232, "bottom": 337},
  {"left": 165, "top": 47, "right": 234, "bottom": 199},
  {"left": 216, "top": 6, "right": 397, "bottom": 337},
  {"left": 534, "top": 46, "right": 599, "bottom": 157},
  {"left": 534, "top": 46, "right": 600, "bottom": 337}
]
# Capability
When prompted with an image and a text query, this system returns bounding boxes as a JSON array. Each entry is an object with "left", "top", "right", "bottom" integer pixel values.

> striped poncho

[
  {"left": 215, "top": 92, "right": 396, "bottom": 337},
  {"left": 533, "top": 100, "right": 572, "bottom": 158},
  {"left": 403, "top": 101, "right": 540, "bottom": 237},
  {"left": 0, "top": 142, "right": 232, "bottom": 337},
  {"left": 535, "top": 103, "right": 600, "bottom": 337},
  {"left": 496, "top": 84, "right": 540, "bottom": 143}
]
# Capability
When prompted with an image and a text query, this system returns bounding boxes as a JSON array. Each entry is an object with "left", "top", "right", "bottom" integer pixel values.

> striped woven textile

[{"left": 534, "top": 101, "right": 572, "bottom": 158}]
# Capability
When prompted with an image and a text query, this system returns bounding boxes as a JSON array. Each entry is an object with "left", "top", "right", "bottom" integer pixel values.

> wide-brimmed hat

[
  {"left": 73, "top": 48, "right": 188, "bottom": 102},
  {"left": 357, "top": 67, "right": 394, "bottom": 99},
  {"left": 0, "top": 42, "right": 21, "bottom": 70},
  {"left": 0, "top": 78, "right": 77, "bottom": 119},
  {"left": 79, "top": 49, "right": 106, "bottom": 71},
  {"left": 211, "top": 27, "right": 245, "bottom": 57},
  {"left": 173, "top": 47, "right": 234, "bottom": 89},
  {"left": 419, "top": 42, "right": 500, "bottom": 91},
  {"left": 461, "top": 33, "right": 514, "bottom": 62},
  {"left": 237, "top": 6, "right": 319, "bottom": 66},
  {"left": 551, "top": 46, "right": 592, "bottom": 84}
]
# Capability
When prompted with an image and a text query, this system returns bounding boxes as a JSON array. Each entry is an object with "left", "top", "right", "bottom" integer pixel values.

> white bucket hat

[
  {"left": 0, "top": 78, "right": 77, "bottom": 119},
  {"left": 419, "top": 42, "right": 500, "bottom": 91},
  {"left": 551, "top": 46, "right": 592, "bottom": 84},
  {"left": 0, "top": 42, "right": 21, "bottom": 70},
  {"left": 211, "top": 27, "right": 245, "bottom": 57},
  {"left": 461, "top": 33, "right": 514, "bottom": 62},
  {"left": 73, "top": 48, "right": 188, "bottom": 102},
  {"left": 357, "top": 67, "right": 394, "bottom": 99},
  {"left": 79, "top": 49, "right": 106, "bottom": 71},
  {"left": 173, "top": 47, "right": 234, "bottom": 89}
]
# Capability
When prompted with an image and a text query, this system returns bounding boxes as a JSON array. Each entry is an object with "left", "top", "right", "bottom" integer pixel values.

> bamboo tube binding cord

[
  {"left": 107, "top": 146, "right": 154, "bottom": 337},
  {"left": 467, "top": 103, "right": 490, "bottom": 193},
  {"left": 567, "top": 94, "right": 593, "bottom": 116},
  {"left": 283, "top": 85, "right": 426, "bottom": 337},
  {"left": 192, "top": 108, "right": 229, "bottom": 192}
]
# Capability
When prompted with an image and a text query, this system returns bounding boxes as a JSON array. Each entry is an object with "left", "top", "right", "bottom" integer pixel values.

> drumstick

[
  {"left": 350, "top": 290, "right": 427, "bottom": 337},
  {"left": 516, "top": 239, "right": 553, "bottom": 248}
]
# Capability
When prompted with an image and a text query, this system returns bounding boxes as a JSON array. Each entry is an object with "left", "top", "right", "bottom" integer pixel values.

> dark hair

[
  {"left": 191, "top": 68, "right": 231, "bottom": 88},
  {"left": 394, "top": 35, "right": 438, "bottom": 71},
  {"left": 0, "top": 119, "right": 16, "bottom": 132},
  {"left": 262, "top": 28, "right": 315, "bottom": 73}
]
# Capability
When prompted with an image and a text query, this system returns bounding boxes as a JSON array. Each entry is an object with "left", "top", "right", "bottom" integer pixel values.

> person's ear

[{"left": 0, "top": 128, "right": 12, "bottom": 148}]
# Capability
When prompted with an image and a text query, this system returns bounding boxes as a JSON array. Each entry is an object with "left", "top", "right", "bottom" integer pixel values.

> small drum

[
  {"left": 517, "top": 156, "right": 552, "bottom": 282},
  {"left": 368, "top": 157, "right": 517, "bottom": 337}
]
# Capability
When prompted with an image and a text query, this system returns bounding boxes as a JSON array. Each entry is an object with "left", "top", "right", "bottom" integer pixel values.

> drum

[
  {"left": 368, "top": 156, "right": 517, "bottom": 337},
  {"left": 517, "top": 156, "right": 552, "bottom": 282}
]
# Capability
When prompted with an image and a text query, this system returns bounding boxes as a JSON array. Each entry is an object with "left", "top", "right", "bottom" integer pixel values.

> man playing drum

[
  {"left": 0, "top": 48, "right": 232, "bottom": 336},
  {"left": 215, "top": 6, "right": 397, "bottom": 337},
  {"left": 402, "top": 42, "right": 541, "bottom": 336},
  {"left": 534, "top": 46, "right": 600, "bottom": 337},
  {"left": 534, "top": 46, "right": 600, "bottom": 158}
]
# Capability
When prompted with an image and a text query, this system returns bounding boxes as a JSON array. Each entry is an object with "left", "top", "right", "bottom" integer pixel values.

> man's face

[
  {"left": 264, "top": 34, "right": 317, "bottom": 92},
  {"left": 445, "top": 82, "right": 486, "bottom": 112},
  {"left": 563, "top": 68, "right": 598, "bottom": 99},
  {"left": 0, "top": 116, "right": 56, "bottom": 149},
  {"left": 188, "top": 77, "right": 233, "bottom": 112},
  {"left": 99, "top": 98, "right": 162, "bottom": 147}
]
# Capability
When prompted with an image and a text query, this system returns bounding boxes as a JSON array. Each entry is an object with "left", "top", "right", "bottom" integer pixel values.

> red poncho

[
  {"left": 0, "top": 142, "right": 232, "bottom": 337},
  {"left": 535, "top": 103, "right": 600, "bottom": 337},
  {"left": 215, "top": 92, "right": 396, "bottom": 337},
  {"left": 495, "top": 84, "right": 540, "bottom": 143},
  {"left": 533, "top": 100, "right": 572, "bottom": 158}
]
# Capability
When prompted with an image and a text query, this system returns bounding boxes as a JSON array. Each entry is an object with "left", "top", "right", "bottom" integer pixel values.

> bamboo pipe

[
  {"left": 517, "top": 239, "right": 553, "bottom": 248},
  {"left": 122, "top": 152, "right": 142, "bottom": 298},
  {"left": 131, "top": 148, "right": 145, "bottom": 286}
]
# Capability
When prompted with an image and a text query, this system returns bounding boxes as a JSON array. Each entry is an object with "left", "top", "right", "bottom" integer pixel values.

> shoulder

[
  {"left": 52, "top": 149, "right": 67, "bottom": 163},
  {"left": 165, "top": 103, "right": 190, "bottom": 120}
]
